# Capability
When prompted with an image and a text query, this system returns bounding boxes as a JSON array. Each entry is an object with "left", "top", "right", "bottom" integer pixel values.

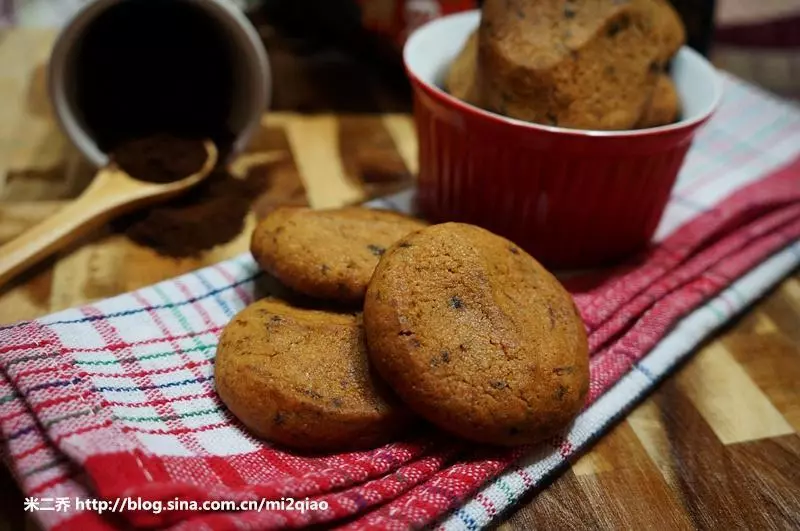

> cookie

[
  {"left": 251, "top": 207, "right": 428, "bottom": 303},
  {"left": 477, "top": 0, "right": 685, "bottom": 130},
  {"left": 215, "top": 298, "right": 413, "bottom": 451},
  {"left": 636, "top": 73, "right": 680, "bottom": 128},
  {"left": 445, "top": 30, "right": 481, "bottom": 106},
  {"left": 364, "top": 223, "right": 589, "bottom": 446},
  {"left": 644, "top": 0, "right": 686, "bottom": 63}
]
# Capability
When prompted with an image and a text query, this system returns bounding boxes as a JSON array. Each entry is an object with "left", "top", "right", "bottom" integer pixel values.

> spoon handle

[
  {"left": 0, "top": 169, "right": 151, "bottom": 289},
  {"left": 0, "top": 141, "right": 217, "bottom": 289}
]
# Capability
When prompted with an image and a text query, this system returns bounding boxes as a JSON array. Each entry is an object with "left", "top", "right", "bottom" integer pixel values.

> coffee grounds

[
  {"left": 118, "top": 166, "right": 269, "bottom": 257},
  {"left": 113, "top": 134, "right": 208, "bottom": 184},
  {"left": 72, "top": 0, "right": 271, "bottom": 257}
]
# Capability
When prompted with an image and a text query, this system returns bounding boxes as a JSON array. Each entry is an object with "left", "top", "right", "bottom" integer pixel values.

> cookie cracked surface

[
  {"left": 215, "top": 298, "right": 413, "bottom": 451},
  {"left": 364, "top": 223, "right": 589, "bottom": 446},
  {"left": 251, "top": 207, "right": 428, "bottom": 303}
]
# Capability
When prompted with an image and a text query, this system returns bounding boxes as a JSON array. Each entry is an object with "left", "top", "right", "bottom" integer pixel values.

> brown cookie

[
  {"left": 477, "top": 0, "right": 685, "bottom": 130},
  {"left": 364, "top": 223, "right": 589, "bottom": 446},
  {"left": 251, "top": 207, "right": 428, "bottom": 303},
  {"left": 636, "top": 74, "right": 680, "bottom": 128},
  {"left": 445, "top": 30, "right": 481, "bottom": 106},
  {"left": 644, "top": 0, "right": 687, "bottom": 63},
  {"left": 215, "top": 298, "right": 413, "bottom": 451}
]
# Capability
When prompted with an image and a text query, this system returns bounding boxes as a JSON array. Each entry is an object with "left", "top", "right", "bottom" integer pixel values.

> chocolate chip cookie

[
  {"left": 251, "top": 207, "right": 428, "bottom": 303},
  {"left": 364, "top": 223, "right": 589, "bottom": 446},
  {"left": 445, "top": 30, "right": 481, "bottom": 106},
  {"left": 215, "top": 298, "right": 413, "bottom": 451},
  {"left": 477, "top": 0, "right": 685, "bottom": 129},
  {"left": 636, "top": 73, "right": 680, "bottom": 128}
]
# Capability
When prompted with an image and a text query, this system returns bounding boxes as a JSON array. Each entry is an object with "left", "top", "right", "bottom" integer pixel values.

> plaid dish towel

[{"left": 1, "top": 73, "right": 799, "bottom": 531}]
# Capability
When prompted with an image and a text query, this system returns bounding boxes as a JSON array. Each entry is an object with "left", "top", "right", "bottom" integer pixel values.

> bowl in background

[{"left": 403, "top": 10, "right": 722, "bottom": 269}]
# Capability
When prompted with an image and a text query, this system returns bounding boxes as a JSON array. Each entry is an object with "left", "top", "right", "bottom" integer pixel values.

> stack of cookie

[
  {"left": 215, "top": 207, "right": 590, "bottom": 451},
  {"left": 446, "top": 0, "right": 686, "bottom": 130}
]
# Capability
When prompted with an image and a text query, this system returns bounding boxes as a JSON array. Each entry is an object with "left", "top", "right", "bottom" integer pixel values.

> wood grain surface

[{"left": 0, "top": 26, "right": 799, "bottom": 531}]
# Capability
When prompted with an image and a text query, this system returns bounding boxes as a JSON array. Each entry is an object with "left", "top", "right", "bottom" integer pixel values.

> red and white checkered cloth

[{"left": 1, "top": 73, "right": 799, "bottom": 531}]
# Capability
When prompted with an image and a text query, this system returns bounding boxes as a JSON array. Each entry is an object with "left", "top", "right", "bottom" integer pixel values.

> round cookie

[
  {"left": 215, "top": 298, "right": 413, "bottom": 451},
  {"left": 445, "top": 30, "right": 481, "bottom": 107},
  {"left": 251, "top": 207, "right": 428, "bottom": 303},
  {"left": 636, "top": 74, "right": 680, "bottom": 128},
  {"left": 364, "top": 223, "right": 589, "bottom": 446},
  {"left": 478, "top": 0, "right": 685, "bottom": 129}
]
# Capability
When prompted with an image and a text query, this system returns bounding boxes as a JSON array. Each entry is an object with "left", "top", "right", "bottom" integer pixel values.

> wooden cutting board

[
  {"left": 0, "top": 27, "right": 799, "bottom": 531},
  {"left": 0, "top": 109, "right": 418, "bottom": 321}
]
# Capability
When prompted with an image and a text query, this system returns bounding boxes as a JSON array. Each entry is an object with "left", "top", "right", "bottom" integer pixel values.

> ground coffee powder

[
  {"left": 113, "top": 134, "right": 208, "bottom": 184},
  {"left": 75, "top": 0, "right": 262, "bottom": 256},
  {"left": 118, "top": 168, "right": 260, "bottom": 257},
  {"left": 110, "top": 134, "right": 256, "bottom": 257}
]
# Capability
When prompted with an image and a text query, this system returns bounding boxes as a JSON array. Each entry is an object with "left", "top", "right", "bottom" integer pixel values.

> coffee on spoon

[
  {"left": 72, "top": 0, "right": 267, "bottom": 257},
  {"left": 112, "top": 135, "right": 210, "bottom": 185}
]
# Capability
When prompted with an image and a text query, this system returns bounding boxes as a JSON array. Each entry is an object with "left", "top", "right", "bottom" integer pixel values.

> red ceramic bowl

[{"left": 403, "top": 10, "right": 723, "bottom": 269}]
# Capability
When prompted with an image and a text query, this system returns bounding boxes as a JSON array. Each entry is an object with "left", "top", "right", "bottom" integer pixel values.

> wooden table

[{"left": 1, "top": 27, "right": 799, "bottom": 531}]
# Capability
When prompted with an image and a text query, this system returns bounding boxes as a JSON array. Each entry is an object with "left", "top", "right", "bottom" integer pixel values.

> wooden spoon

[{"left": 0, "top": 140, "right": 218, "bottom": 289}]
